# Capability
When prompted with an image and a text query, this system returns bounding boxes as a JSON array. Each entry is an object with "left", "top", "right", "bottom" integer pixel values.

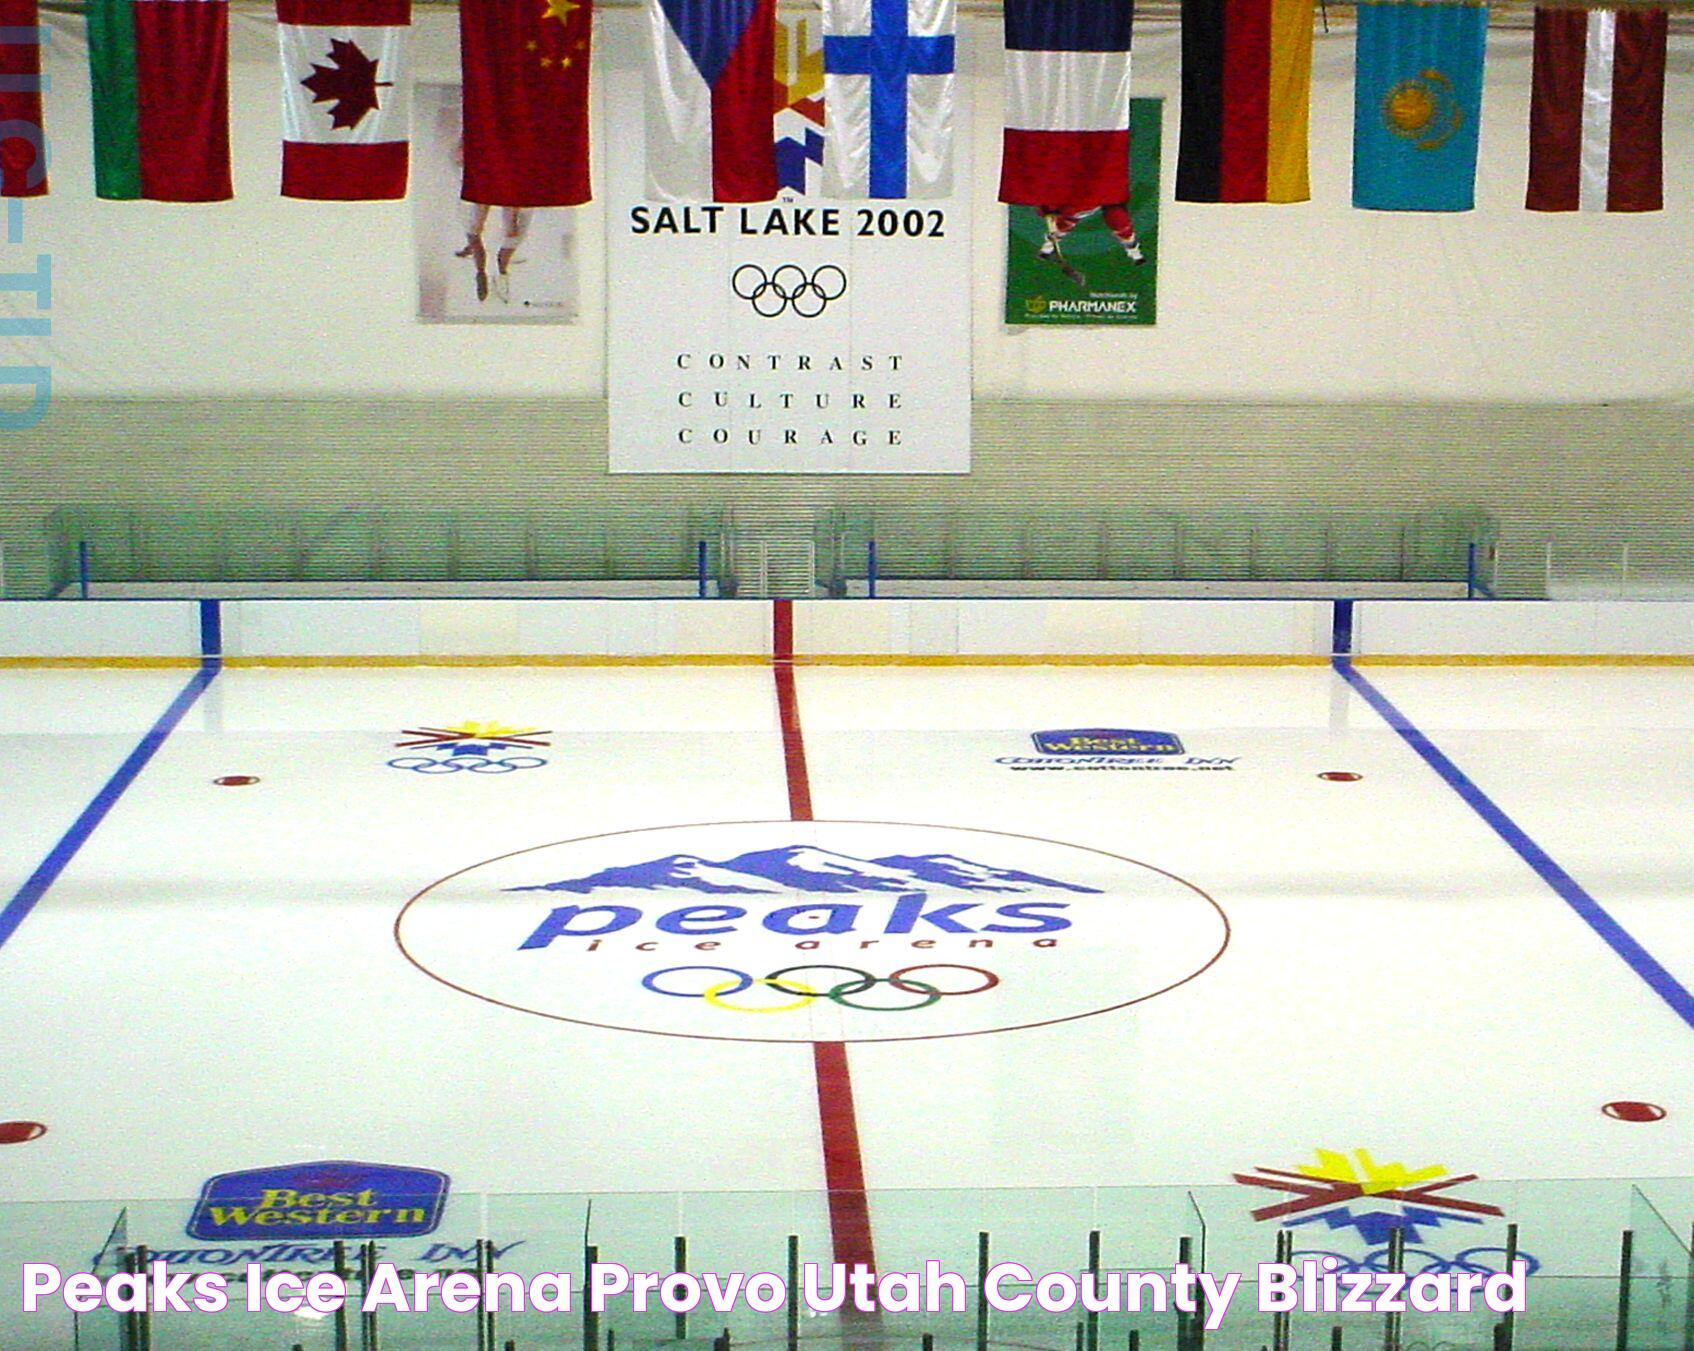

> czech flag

[
  {"left": 999, "top": 0, "right": 1134, "bottom": 210},
  {"left": 645, "top": 0, "right": 778, "bottom": 203}
]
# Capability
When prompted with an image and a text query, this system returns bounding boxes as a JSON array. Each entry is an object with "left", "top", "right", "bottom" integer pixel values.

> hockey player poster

[{"left": 1005, "top": 98, "right": 1161, "bottom": 327}]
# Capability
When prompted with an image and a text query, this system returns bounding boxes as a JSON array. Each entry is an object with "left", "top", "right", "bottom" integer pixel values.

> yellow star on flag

[{"left": 542, "top": 0, "right": 580, "bottom": 23}]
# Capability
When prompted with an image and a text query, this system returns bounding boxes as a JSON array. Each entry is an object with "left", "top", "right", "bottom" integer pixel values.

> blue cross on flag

[{"left": 823, "top": 0, "right": 957, "bottom": 199}]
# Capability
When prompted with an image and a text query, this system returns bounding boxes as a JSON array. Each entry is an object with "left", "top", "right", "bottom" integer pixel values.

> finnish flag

[{"left": 823, "top": 0, "right": 956, "bottom": 200}]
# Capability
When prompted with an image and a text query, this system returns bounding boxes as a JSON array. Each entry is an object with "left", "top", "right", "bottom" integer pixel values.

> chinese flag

[{"left": 460, "top": 0, "right": 593, "bottom": 208}]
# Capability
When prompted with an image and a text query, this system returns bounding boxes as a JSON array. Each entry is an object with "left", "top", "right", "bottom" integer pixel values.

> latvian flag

[
  {"left": 1000, "top": 0, "right": 1133, "bottom": 209},
  {"left": 278, "top": 0, "right": 410, "bottom": 200},
  {"left": 1527, "top": 7, "right": 1667, "bottom": 213},
  {"left": 1176, "top": 0, "right": 1312, "bottom": 203},
  {"left": 88, "top": 0, "right": 233, "bottom": 201},
  {"left": 645, "top": 0, "right": 778, "bottom": 203},
  {"left": 0, "top": 0, "right": 46, "bottom": 197},
  {"left": 822, "top": 0, "right": 957, "bottom": 199}
]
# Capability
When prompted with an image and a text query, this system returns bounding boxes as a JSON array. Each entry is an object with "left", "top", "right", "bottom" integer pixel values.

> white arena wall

[
  {"left": 2, "top": 11, "right": 1693, "bottom": 598},
  {"left": 6, "top": 599, "right": 1694, "bottom": 663}
]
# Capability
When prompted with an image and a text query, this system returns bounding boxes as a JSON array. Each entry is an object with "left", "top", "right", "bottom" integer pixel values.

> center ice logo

[{"left": 395, "top": 822, "right": 1229, "bottom": 1042}]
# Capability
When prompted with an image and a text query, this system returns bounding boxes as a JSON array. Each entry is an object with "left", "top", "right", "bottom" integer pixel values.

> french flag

[
  {"left": 1000, "top": 0, "right": 1133, "bottom": 209},
  {"left": 645, "top": 0, "right": 778, "bottom": 203}
]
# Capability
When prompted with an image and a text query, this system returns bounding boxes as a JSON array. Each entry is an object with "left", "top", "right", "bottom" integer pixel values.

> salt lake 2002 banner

[
  {"left": 1005, "top": 98, "right": 1161, "bottom": 327},
  {"left": 607, "top": 11, "right": 972, "bottom": 475}
]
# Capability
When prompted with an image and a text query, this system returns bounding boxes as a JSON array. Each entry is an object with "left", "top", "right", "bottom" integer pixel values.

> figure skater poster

[{"left": 414, "top": 83, "right": 581, "bottom": 325}]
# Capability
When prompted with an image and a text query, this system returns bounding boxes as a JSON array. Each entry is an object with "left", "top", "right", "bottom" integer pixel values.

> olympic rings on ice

[
  {"left": 1289, "top": 1248, "right": 1542, "bottom": 1278},
  {"left": 387, "top": 754, "right": 548, "bottom": 774},
  {"left": 640, "top": 963, "right": 999, "bottom": 1013}
]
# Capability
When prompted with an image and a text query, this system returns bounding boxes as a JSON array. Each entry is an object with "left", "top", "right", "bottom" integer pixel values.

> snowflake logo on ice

[{"left": 1235, "top": 1148, "right": 1504, "bottom": 1245}]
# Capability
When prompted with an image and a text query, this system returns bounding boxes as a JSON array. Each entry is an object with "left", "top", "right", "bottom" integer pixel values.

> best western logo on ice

[
  {"left": 1032, "top": 729, "right": 1184, "bottom": 756},
  {"left": 188, "top": 1162, "right": 450, "bottom": 1241},
  {"left": 1000, "top": 729, "right": 1237, "bottom": 773},
  {"left": 396, "top": 822, "right": 1229, "bottom": 1043}
]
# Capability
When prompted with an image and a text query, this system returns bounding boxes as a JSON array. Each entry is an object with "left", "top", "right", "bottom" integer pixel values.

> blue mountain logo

[{"left": 507, "top": 847, "right": 1103, "bottom": 898}]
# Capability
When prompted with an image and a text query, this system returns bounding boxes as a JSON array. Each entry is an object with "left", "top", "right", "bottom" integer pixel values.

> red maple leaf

[{"left": 301, "top": 37, "right": 391, "bottom": 131}]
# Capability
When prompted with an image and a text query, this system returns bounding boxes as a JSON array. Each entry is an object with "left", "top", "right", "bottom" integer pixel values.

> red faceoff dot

[
  {"left": 1603, "top": 1101, "right": 1667, "bottom": 1123},
  {"left": 1319, "top": 772, "right": 1364, "bottom": 782},
  {"left": 214, "top": 775, "right": 260, "bottom": 787},
  {"left": 0, "top": 1121, "right": 46, "bottom": 1145}
]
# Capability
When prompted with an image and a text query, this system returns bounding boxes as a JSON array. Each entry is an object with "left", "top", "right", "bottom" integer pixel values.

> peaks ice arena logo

[
  {"left": 396, "top": 822, "right": 1229, "bottom": 1042},
  {"left": 1000, "top": 729, "right": 1238, "bottom": 773},
  {"left": 188, "top": 1162, "right": 450, "bottom": 1241},
  {"left": 506, "top": 845, "right": 1100, "bottom": 900},
  {"left": 386, "top": 723, "right": 552, "bottom": 775}
]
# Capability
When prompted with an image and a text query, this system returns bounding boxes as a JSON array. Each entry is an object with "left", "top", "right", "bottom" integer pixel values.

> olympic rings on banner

[
  {"left": 730, "top": 264, "right": 849, "bottom": 319},
  {"left": 1289, "top": 1248, "right": 1542, "bottom": 1278},
  {"left": 387, "top": 755, "right": 548, "bottom": 774},
  {"left": 641, "top": 964, "right": 997, "bottom": 1014}
]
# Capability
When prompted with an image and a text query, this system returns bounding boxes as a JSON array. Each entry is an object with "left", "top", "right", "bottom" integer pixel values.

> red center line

[{"left": 772, "top": 599, "right": 880, "bottom": 1288}]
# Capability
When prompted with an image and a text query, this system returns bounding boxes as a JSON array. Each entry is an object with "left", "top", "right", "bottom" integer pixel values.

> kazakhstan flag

[{"left": 1353, "top": 3, "right": 1488, "bottom": 211}]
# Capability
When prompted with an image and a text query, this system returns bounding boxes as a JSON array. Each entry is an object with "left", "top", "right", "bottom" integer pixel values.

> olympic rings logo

[
  {"left": 387, "top": 755, "right": 548, "bottom": 775},
  {"left": 1290, "top": 1248, "right": 1542, "bottom": 1278},
  {"left": 731, "top": 264, "right": 848, "bottom": 319},
  {"left": 641, "top": 963, "right": 998, "bottom": 1014}
]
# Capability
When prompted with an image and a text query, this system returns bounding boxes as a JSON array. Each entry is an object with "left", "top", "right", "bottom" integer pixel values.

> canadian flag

[{"left": 278, "top": 0, "right": 411, "bottom": 199}]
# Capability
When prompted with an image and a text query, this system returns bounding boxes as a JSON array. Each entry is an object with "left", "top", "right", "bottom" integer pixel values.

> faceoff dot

[
  {"left": 1602, "top": 1101, "right": 1666, "bottom": 1123},
  {"left": 0, "top": 1121, "right": 46, "bottom": 1145}
]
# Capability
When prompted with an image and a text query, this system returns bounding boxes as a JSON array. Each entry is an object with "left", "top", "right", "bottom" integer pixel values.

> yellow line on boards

[
  {"left": 4, "top": 653, "right": 1694, "bottom": 670},
  {"left": 1350, "top": 654, "right": 1694, "bottom": 667},
  {"left": 0, "top": 656, "right": 203, "bottom": 669},
  {"left": 788, "top": 654, "right": 1333, "bottom": 667},
  {"left": 217, "top": 654, "right": 770, "bottom": 669}
]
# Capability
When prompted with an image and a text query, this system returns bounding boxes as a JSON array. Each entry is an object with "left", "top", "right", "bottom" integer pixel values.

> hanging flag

[
  {"left": 1175, "top": 0, "right": 1312, "bottom": 203},
  {"left": 87, "top": 0, "right": 232, "bottom": 201},
  {"left": 278, "top": 0, "right": 410, "bottom": 200},
  {"left": 822, "top": 0, "right": 956, "bottom": 199},
  {"left": 1353, "top": 2, "right": 1488, "bottom": 211},
  {"left": 645, "top": 0, "right": 778, "bottom": 203},
  {"left": 1000, "top": 0, "right": 1134, "bottom": 209},
  {"left": 0, "top": 0, "right": 47, "bottom": 197},
  {"left": 460, "top": 0, "right": 593, "bottom": 208},
  {"left": 1526, "top": 8, "right": 1665, "bottom": 213}
]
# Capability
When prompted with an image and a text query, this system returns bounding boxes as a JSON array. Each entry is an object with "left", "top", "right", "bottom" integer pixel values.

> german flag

[{"left": 1175, "top": 0, "right": 1313, "bottom": 202}]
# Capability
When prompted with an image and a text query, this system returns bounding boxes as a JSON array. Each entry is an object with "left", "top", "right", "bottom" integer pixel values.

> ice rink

[{"left": 1, "top": 650, "right": 1690, "bottom": 1348}]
